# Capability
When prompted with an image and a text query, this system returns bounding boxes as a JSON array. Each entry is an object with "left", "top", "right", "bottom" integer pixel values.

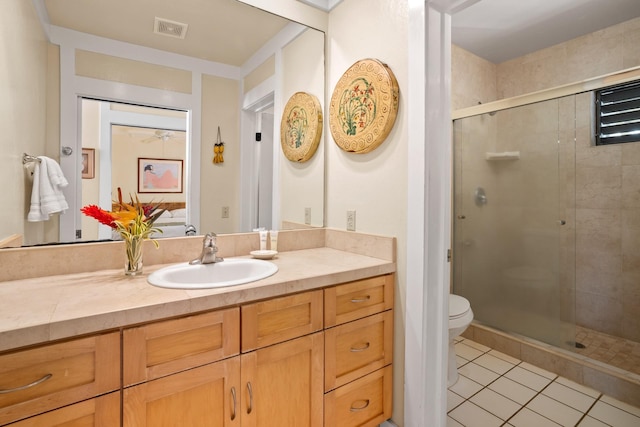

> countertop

[{"left": 0, "top": 247, "right": 396, "bottom": 353}]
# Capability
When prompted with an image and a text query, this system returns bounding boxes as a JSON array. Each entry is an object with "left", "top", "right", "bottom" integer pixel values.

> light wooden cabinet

[
  {"left": 3, "top": 273, "right": 394, "bottom": 427},
  {"left": 7, "top": 392, "right": 120, "bottom": 427},
  {"left": 324, "top": 275, "right": 394, "bottom": 427},
  {"left": 0, "top": 332, "right": 120, "bottom": 426}
]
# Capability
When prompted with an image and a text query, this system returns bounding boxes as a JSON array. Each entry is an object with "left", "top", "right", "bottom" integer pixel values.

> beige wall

[
  {"left": 200, "top": 74, "right": 241, "bottom": 235},
  {"left": 0, "top": 0, "right": 49, "bottom": 245},
  {"left": 453, "top": 17, "right": 640, "bottom": 342},
  {"left": 327, "top": 1, "right": 408, "bottom": 424},
  {"left": 244, "top": 55, "right": 275, "bottom": 93},
  {"left": 280, "top": 28, "right": 325, "bottom": 227}
]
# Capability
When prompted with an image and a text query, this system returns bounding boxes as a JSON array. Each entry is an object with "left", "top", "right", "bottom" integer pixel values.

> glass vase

[{"left": 124, "top": 235, "right": 144, "bottom": 276}]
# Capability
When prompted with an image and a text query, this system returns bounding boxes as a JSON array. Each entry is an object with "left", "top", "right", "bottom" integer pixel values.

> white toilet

[{"left": 448, "top": 294, "right": 474, "bottom": 386}]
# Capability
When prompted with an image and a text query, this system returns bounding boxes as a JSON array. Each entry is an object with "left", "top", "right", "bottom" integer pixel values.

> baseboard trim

[{"left": 379, "top": 420, "right": 398, "bottom": 427}]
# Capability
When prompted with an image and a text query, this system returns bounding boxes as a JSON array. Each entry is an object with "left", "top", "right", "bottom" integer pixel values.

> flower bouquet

[{"left": 81, "top": 191, "right": 165, "bottom": 275}]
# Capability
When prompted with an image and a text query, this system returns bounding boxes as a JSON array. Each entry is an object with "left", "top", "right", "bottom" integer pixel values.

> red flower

[{"left": 80, "top": 205, "right": 117, "bottom": 229}]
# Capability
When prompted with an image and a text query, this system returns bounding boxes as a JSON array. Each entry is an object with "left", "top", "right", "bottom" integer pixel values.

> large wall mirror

[{"left": 2, "top": 0, "right": 325, "bottom": 247}]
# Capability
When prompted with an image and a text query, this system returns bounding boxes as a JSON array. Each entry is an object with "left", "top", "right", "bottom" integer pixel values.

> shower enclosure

[{"left": 453, "top": 84, "right": 640, "bottom": 376}]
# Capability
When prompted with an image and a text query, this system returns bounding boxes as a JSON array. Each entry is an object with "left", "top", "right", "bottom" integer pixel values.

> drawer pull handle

[
  {"left": 230, "top": 386, "right": 237, "bottom": 420},
  {"left": 350, "top": 399, "right": 370, "bottom": 412},
  {"left": 350, "top": 342, "right": 371, "bottom": 352},
  {"left": 0, "top": 373, "right": 52, "bottom": 394},
  {"left": 246, "top": 382, "right": 253, "bottom": 414},
  {"left": 350, "top": 295, "right": 371, "bottom": 303}
]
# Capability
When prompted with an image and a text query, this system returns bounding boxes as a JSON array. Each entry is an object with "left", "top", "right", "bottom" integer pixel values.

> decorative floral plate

[
  {"left": 280, "top": 92, "right": 323, "bottom": 162},
  {"left": 329, "top": 58, "right": 399, "bottom": 153}
]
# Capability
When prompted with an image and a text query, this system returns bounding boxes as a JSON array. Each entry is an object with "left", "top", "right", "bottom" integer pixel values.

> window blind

[{"left": 595, "top": 80, "right": 640, "bottom": 145}]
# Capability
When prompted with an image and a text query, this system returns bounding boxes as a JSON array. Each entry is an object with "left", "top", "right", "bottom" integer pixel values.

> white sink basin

[{"left": 148, "top": 258, "right": 278, "bottom": 289}]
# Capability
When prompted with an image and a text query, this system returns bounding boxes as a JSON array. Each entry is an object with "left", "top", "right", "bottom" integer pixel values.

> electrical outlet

[
  {"left": 346, "top": 210, "right": 356, "bottom": 231},
  {"left": 304, "top": 207, "right": 311, "bottom": 225},
  {"left": 222, "top": 206, "right": 229, "bottom": 218}
]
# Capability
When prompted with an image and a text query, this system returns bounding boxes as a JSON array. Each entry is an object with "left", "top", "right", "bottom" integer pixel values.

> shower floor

[{"left": 574, "top": 325, "right": 640, "bottom": 376}]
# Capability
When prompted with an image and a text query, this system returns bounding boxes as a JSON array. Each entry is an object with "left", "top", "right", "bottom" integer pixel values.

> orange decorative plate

[
  {"left": 330, "top": 58, "right": 399, "bottom": 153},
  {"left": 280, "top": 92, "right": 323, "bottom": 162}
]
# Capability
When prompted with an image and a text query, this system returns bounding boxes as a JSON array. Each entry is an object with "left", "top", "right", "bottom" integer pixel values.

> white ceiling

[
  {"left": 41, "top": 0, "right": 640, "bottom": 67},
  {"left": 42, "top": 0, "right": 291, "bottom": 66},
  {"left": 451, "top": 0, "right": 640, "bottom": 63}
]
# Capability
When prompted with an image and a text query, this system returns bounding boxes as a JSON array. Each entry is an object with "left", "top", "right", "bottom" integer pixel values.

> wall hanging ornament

[
  {"left": 213, "top": 126, "right": 225, "bottom": 164},
  {"left": 280, "top": 92, "right": 323, "bottom": 162},
  {"left": 329, "top": 58, "right": 399, "bottom": 154}
]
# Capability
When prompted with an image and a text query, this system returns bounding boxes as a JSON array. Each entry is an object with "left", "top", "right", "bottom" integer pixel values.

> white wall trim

[{"left": 405, "top": 1, "right": 452, "bottom": 426}]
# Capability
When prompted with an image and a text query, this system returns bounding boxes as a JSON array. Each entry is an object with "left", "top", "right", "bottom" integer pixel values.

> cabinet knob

[
  {"left": 230, "top": 387, "right": 237, "bottom": 421},
  {"left": 246, "top": 382, "right": 253, "bottom": 414},
  {"left": 0, "top": 373, "right": 52, "bottom": 394},
  {"left": 350, "top": 399, "right": 370, "bottom": 412}
]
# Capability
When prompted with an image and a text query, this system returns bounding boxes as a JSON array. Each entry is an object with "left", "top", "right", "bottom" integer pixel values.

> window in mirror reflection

[{"left": 80, "top": 99, "right": 188, "bottom": 241}]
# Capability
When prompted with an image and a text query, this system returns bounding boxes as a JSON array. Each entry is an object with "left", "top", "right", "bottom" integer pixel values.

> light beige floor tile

[
  {"left": 526, "top": 394, "right": 584, "bottom": 426},
  {"left": 459, "top": 362, "right": 500, "bottom": 386},
  {"left": 461, "top": 339, "right": 492, "bottom": 353},
  {"left": 489, "top": 376, "right": 538, "bottom": 405},
  {"left": 448, "top": 389, "right": 465, "bottom": 412},
  {"left": 505, "top": 366, "right": 554, "bottom": 391},
  {"left": 456, "top": 354, "right": 469, "bottom": 368},
  {"left": 577, "top": 416, "right": 610, "bottom": 426},
  {"left": 599, "top": 395, "right": 640, "bottom": 417},
  {"left": 475, "top": 352, "right": 517, "bottom": 374},
  {"left": 542, "top": 382, "right": 597, "bottom": 412},
  {"left": 456, "top": 342, "right": 485, "bottom": 361},
  {"left": 449, "top": 374, "right": 484, "bottom": 399},
  {"left": 509, "top": 408, "right": 562, "bottom": 427},
  {"left": 588, "top": 401, "right": 640, "bottom": 427},
  {"left": 447, "top": 416, "right": 464, "bottom": 427},
  {"left": 470, "top": 388, "right": 522, "bottom": 420},
  {"left": 488, "top": 349, "right": 522, "bottom": 365},
  {"left": 449, "top": 401, "right": 503, "bottom": 427},
  {"left": 520, "top": 361, "right": 557, "bottom": 380},
  {"left": 555, "top": 376, "right": 601, "bottom": 398}
]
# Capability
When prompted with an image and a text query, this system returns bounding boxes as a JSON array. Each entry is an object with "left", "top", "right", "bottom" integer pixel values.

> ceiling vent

[{"left": 154, "top": 17, "right": 188, "bottom": 39}]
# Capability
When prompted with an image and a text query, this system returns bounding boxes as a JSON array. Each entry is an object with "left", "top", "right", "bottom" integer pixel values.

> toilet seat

[{"left": 449, "top": 294, "right": 470, "bottom": 320}]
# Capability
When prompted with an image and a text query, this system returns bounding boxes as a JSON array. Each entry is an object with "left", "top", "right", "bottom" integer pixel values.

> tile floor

[
  {"left": 573, "top": 326, "right": 640, "bottom": 376},
  {"left": 448, "top": 338, "right": 640, "bottom": 427}
]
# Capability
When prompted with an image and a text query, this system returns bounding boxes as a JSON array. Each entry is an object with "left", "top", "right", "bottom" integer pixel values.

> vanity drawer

[
  {"left": 324, "top": 365, "right": 393, "bottom": 427},
  {"left": 7, "top": 392, "right": 120, "bottom": 426},
  {"left": 324, "top": 311, "right": 393, "bottom": 392},
  {"left": 324, "top": 275, "right": 394, "bottom": 327},
  {"left": 0, "top": 332, "right": 120, "bottom": 426},
  {"left": 241, "top": 290, "right": 323, "bottom": 352},
  {"left": 123, "top": 307, "right": 240, "bottom": 386}
]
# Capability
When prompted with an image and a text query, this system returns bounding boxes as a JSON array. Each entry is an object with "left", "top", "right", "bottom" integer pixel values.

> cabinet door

[
  {"left": 123, "top": 357, "right": 241, "bottom": 427},
  {"left": 123, "top": 307, "right": 240, "bottom": 386},
  {"left": 240, "top": 333, "right": 324, "bottom": 427},
  {"left": 324, "top": 275, "right": 394, "bottom": 327},
  {"left": 7, "top": 392, "right": 120, "bottom": 427},
  {"left": 0, "top": 332, "right": 120, "bottom": 425}
]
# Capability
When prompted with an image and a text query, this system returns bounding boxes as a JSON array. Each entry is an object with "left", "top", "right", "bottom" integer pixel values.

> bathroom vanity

[{"left": 0, "top": 229, "right": 395, "bottom": 426}]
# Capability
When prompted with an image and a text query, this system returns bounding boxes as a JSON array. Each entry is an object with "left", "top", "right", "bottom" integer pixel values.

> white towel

[{"left": 27, "top": 156, "right": 69, "bottom": 222}]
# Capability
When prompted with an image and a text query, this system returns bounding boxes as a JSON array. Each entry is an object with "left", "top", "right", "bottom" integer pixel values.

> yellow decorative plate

[
  {"left": 330, "top": 58, "right": 399, "bottom": 153},
  {"left": 280, "top": 92, "right": 323, "bottom": 162}
]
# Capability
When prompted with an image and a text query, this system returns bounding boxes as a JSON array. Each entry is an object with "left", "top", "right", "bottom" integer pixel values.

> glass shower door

[{"left": 453, "top": 96, "right": 576, "bottom": 350}]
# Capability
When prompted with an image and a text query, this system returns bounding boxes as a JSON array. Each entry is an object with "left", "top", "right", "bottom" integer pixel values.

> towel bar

[{"left": 22, "top": 153, "right": 41, "bottom": 164}]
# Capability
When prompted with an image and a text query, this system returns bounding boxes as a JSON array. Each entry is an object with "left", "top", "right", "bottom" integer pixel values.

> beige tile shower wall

[
  {"left": 497, "top": 17, "right": 640, "bottom": 99},
  {"left": 573, "top": 92, "right": 640, "bottom": 342},
  {"left": 451, "top": 45, "right": 498, "bottom": 110}
]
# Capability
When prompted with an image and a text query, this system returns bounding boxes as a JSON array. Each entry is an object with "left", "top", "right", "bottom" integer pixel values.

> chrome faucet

[{"left": 189, "top": 232, "right": 224, "bottom": 265}]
